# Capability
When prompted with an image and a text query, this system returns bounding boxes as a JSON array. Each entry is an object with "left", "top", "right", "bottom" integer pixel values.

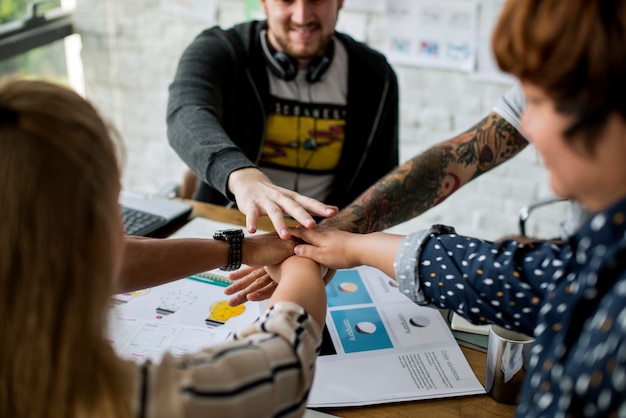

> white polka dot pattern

[
  {"left": 393, "top": 200, "right": 626, "bottom": 416},
  {"left": 394, "top": 225, "right": 456, "bottom": 305}
]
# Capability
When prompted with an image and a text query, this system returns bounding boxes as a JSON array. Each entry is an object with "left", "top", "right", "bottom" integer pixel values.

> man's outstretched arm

[
  {"left": 322, "top": 112, "right": 528, "bottom": 233},
  {"left": 225, "top": 112, "right": 527, "bottom": 306}
]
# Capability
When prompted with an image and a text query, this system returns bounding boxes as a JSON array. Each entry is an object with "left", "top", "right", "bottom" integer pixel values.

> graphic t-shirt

[{"left": 260, "top": 37, "right": 348, "bottom": 202}]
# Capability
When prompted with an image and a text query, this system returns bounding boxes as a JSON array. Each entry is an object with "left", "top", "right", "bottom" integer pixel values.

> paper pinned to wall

[
  {"left": 337, "top": 11, "right": 368, "bottom": 42},
  {"left": 384, "top": 0, "right": 478, "bottom": 72},
  {"left": 343, "top": 0, "right": 386, "bottom": 13},
  {"left": 471, "top": 0, "right": 516, "bottom": 84},
  {"left": 161, "top": 0, "right": 217, "bottom": 22}
]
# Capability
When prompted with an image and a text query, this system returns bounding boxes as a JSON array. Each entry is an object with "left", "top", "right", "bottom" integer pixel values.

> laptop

[{"left": 119, "top": 190, "right": 193, "bottom": 237}]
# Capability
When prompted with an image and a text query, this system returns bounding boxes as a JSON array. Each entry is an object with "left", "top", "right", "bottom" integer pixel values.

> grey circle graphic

[
  {"left": 409, "top": 316, "right": 431, "bottom": 328},
  {"left": 355, "top": 321, "right": 377, "bottom": 334}
]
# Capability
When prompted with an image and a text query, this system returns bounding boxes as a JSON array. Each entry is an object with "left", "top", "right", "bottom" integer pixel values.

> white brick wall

[{"left": 75, "top": 0, "right": 567, "bottom": 241}]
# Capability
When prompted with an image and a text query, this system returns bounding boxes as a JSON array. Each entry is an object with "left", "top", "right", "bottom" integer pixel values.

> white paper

[
  {"left": 308, "top": 265, "right": 485, "bottom": 407},
  {"left": 384, "top": 0, "right": 478, "bottom": 72},
  {"left": 108, "top": 314, "right": 231, "bottom": 362},
  {"left": 108, "top": 218, "right": 266, "bottom": 362},
  {"left": 108, "top": 274, "right": 265, "bottom": 362}
]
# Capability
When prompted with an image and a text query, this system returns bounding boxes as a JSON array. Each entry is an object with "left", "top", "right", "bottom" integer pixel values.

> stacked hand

[
  {"left": 226, "top": 226, "right": 403, "bottom": 306},
  {"left": 228, "top": 168, "right": 338, "bottom": 239},
  {"left": 225, "top": 226, "right": 361, "bottom": 306}
]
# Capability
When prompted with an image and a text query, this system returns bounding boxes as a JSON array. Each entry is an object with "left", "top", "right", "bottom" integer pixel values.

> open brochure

[
  {"left": 309, "top": 265, "right": 484, "bottom": 407},
  {"left": 108, "top": 217, "right": 485, "bottom": 407}
]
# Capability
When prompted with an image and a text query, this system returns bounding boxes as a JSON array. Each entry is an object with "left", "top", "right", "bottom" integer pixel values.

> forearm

[
  {"left": 117, "top": 237, "right": 229, "bottom": 293},
  {"left": 322, "top": 112, "right": 527, "bottom": 233},
  {"left": 353, "top": 232, "right": 404, "bottom": 278},
  {"left": 267, "top": 256, "right": 327, "bottom": 327},
  {"left": 321, "top": 146, "right": 452, "bottom": 233}
]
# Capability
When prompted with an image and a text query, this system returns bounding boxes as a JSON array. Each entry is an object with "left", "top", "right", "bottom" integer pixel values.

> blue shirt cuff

[{"left": 393, "top": 224, "right": 456, "bottom": 305}]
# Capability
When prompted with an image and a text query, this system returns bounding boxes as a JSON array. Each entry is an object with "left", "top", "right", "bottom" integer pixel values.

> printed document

[{"left": 108, "top": 217, "right": 485, "bottom": 406}]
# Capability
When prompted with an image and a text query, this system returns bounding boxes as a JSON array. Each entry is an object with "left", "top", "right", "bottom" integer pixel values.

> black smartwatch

[{"left": 213, "top": 229, "right": 244, "bottom": 271}]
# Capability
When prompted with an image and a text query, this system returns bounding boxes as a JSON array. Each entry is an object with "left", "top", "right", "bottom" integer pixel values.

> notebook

[
  {"left": 447, "top": 312, "right": 489, "bottom": 352},
  {"left": 450, "top": 312, "right": 490, "bottom": 335},
  {"left": 119, "top": 190, "right": 192, "bottom": 237}
]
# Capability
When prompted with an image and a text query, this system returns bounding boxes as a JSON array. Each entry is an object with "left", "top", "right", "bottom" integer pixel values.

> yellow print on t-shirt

[{"left": 261, "top": 112, "right": 345, "bottom": 172}]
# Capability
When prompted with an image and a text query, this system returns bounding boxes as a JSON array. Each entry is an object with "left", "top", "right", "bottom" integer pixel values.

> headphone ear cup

[
  {"left": 306, "top": 38, "right": 335, "bottom": 83},
  {"left": 306, "top": 55, "right": 331, "bottom": 84},
  {"left": 272, "top": 51, "right": 298, "bottom": 81},
  {"left": 260, "top": 33, "right": 299, "bottom": 81}
]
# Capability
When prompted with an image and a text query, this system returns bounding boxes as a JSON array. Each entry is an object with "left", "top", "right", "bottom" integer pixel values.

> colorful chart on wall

[{"left": 384, "top": 0, "right": 478, "bottom": 72}]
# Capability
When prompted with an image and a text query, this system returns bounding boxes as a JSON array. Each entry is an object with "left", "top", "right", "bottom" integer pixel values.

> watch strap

[{"left": 213, "top": 229, "right": 243, "bottom": 271}]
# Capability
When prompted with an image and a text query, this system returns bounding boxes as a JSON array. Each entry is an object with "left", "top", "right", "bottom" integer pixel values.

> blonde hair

[{"left": 0, "top": 80, "right": 132, "bottom": 418}]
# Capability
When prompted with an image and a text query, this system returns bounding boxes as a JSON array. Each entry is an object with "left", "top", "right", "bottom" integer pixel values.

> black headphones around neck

[{"left": 260, "top": 31, "right": 335, "bottom": 84}]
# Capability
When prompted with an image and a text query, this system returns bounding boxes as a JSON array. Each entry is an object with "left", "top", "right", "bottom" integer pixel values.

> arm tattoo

[
  {"left": 323, "top": 113, "right": 528, "bottom": 233},
  {"left": 457, "top": 113, "right": 528, "bottom": 179}
]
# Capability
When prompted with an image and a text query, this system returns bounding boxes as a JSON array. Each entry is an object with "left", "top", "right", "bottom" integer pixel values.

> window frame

[{"left": 0, "top": 4, "right": 74, "bottom": 61}]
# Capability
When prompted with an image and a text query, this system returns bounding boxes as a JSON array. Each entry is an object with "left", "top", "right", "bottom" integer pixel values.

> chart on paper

[{"left": 309, "top": 265, "right": 485, "bottom": 407}]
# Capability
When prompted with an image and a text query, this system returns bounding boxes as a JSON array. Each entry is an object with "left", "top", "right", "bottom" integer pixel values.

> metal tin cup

[{"left": 485, "top": 325, "right": 534, "bottom": 404}]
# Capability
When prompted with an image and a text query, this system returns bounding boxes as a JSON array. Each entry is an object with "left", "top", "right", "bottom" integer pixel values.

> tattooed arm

[
  {"left": 225, "top": 111, "right": 527, "bottom": 306},
  {"left": 321, "top": 112, "right": 528, "bottom": 233}
]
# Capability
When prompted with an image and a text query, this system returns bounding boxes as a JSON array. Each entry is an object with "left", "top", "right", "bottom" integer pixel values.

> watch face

[
  {"left": 214, "top": 228, "right": 244, "bottom": 240},
  {"left": 219, "top": 229, "right": 243, "bottom": 237}
]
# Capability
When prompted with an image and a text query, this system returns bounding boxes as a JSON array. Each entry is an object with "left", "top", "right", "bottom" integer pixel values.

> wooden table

[
  {"left": 183, "top": 198, "right": 295, "bottom": 231},
  {"left": 183, "top": 200, "right": 516, "bottom": 418}
]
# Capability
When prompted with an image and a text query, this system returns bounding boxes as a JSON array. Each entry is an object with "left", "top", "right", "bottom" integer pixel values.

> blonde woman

[{"left": 0, "top": 79, "right": 326, "bottom": 418}]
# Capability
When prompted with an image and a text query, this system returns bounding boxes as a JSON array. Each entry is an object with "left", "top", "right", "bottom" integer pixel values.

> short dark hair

[{"left": 493, "top": 0, "right": 626, "bottom": 152}]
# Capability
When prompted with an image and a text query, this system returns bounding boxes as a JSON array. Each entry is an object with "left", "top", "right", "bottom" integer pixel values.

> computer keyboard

[{"left": 121, "top": 205, "right": 167, "bottom": 236}]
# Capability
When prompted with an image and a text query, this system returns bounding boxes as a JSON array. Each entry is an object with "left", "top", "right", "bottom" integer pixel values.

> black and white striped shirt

[{"left": 132, "top": 302, "right": 322, "bottom": 418}]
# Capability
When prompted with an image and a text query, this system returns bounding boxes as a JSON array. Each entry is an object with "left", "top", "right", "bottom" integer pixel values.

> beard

[{"left": 270, "top": 27, "right": 332, "bottom": 61}]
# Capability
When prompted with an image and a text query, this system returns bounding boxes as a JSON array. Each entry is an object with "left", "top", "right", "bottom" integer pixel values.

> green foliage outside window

[
  {"left": 0, "top": 0, "right": 67, "bottom": 81},
  {"left": 1, "top": 0, "right": 29, "bottom": 23},
  {"left": 1, "top": 0, "right": 61, "bottom": 23}
]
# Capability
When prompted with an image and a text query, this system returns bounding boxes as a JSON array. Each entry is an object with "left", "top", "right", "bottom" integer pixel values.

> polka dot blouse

[{"left": 394, "top": 198, "right": 626, "bottom": 417}]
